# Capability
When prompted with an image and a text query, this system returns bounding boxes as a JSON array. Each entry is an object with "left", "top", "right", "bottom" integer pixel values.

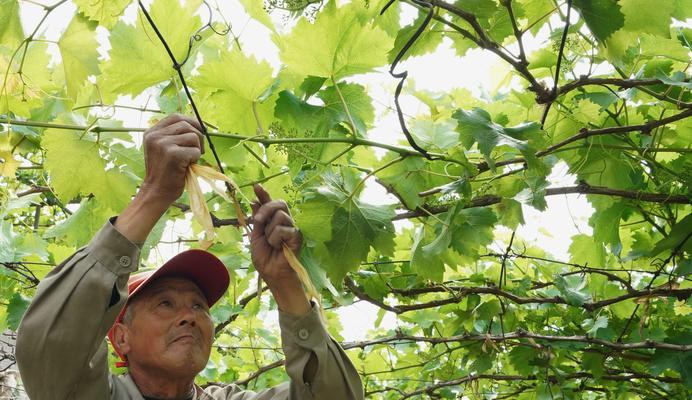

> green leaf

[
  {"left": 278, "top": 1, "right": 394, "bottom": 79},
  {"left": 569, "top": 234, "right": 607, "bottom": 267},
  {"left": 44, "top": 198, "right": 112, "bottom": 247},
  {"left": 194, "top": 48, "right": 276, "bottom": 134},
  {"left": 0, "top": 42, "right": 52, "bottom": 115},
  {"left": 513, "top": 172, "right": 549, "bottom": 211},
  {"left": 582, "top": 352, "right": 605, "bottom": 379},
  {"left": 449, "top": 207, "right": 498, "bottom": 259},
  {"left": 621, "top": 0, "right": 673, "bottom": 38},
  {"left": 42, "top": 129, "right": 135, "bottom": 212},
  {"left": 553, "top": 274, "right": 592, "bottom": 306},
  {"left": 373, "top": 156, "right": 432, "bottom": 209},
  {"left": 582, "top": 315, "right": 609, "bottom": 336},
  {"left": 572, "top": 0, "right": 625, "bottom": 42},
  {"left": 296, "top": 173, "right": 395, "bottom": 283},
  {"left": 590, "top": 202, "right": 626, "bottom": 249},
  {"left": 317, "top": 83, "right": 375, "bottom": 136},
  {"left": 0, "top": 0, "right": 24, "bottom": 49},
  {"left": 496, "top": 198, "right": 525, "bottom": 229},
  {"left": 72, "top": 0, "right": 130, "bottom": 28},
  {"left": 650, "top": 214, "right": 692, "bottom": 257},
  {"left": 640, "top": 34, "right": 692, "bottom": 62},
  {"left": 0, "top": 221, "right": 48, "bottom": 263},
  {"left": 410, "top": 224, "right": 446, "bottom": 282},
  {"left": 6, "top": 292, "right": 30, "bottom": 330},
  {"left": 409, "top": 118, "right": 459, "bottom": 151},
  {"left": 650, "top": 349, "right": 692, "bottom": 387},
  {"left": 509, "top": 345, "right": 538, "bottom": 375},
  {"left": 324, "top": 201, "right": 395, "bottom": 282},
  {"left": 239, "top": 0, "right": 275, "bottom": 32},
  {"left": 58, "top": 13, "right": 100, "bottom": 100},
  {"left": 453, "top": 108, "right": 541, "bottom": 171},
  {"left": 388, "top": 16, "right": 444, "bottom": 62},
  {"left": 98, "top": 0, "right": 203, "bottom": 101}
]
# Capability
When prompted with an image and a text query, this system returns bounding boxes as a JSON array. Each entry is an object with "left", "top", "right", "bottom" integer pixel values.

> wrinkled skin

[{"left": 111, "top": 277, "right": 213, "bottom": 397}]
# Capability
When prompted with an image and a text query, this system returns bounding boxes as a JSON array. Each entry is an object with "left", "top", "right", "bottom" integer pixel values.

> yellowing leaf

[
  {"left": 72, "top": 0, "right": 130, "bottom": 28},
  {"left": 0, "top": 150, "right": 18, "bottom": 177},
  {"left": 239, "top": 0, "right": 275, "bottom": 32},
  {"left": 571, "top": 99, "right": 601, "bottom": 125},
  {"left": 277, "top": 1, "right": 393, "bottom": 79},
  {"left": 193, "top": 48, "right": 276, "bottom": 134},
  {"left": 0, "top": 0, "right": 24, "bottom": 49},
  {"left": 621, "top": 0, "right": 673, "bottom": 38},
  {"left": 42, "top": 129, "right": 135, "bottom": 211},
  {"left": 98, "top": 0, "right": 203, "bottom": 102},
  {"left": 58, "top": 13, "right": 99, "bottom": 100},
  {"left": 0, "top": 43, "right": 52, "bottom": 115}
]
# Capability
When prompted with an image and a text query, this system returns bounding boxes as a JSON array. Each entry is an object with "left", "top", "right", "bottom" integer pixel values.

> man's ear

[{"left": 112, "top": 322, "right": 132, "bottom": 357}]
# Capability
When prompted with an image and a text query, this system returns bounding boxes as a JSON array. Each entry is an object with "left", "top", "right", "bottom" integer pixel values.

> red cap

[{"left": 107, "top": 249, "right": 230, "bottom": 367}]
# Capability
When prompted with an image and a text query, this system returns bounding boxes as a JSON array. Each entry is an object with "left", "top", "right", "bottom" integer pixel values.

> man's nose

[{"left": 177, "top": 305, "right": 197, "bottom": 326}]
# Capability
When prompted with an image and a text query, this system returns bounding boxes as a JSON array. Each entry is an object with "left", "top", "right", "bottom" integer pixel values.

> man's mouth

[{"left": 171, "top": 334, "right": 197, "bottom": 344}]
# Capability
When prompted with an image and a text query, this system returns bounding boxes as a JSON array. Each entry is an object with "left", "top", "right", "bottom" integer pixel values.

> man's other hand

[{"left": 250, "top": 184, "right": 310, "bottom": 315}]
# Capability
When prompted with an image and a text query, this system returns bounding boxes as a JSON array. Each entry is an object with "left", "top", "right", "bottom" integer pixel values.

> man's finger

[
  {"left": 154, "top": 116, "right": 205, "bottom": 154},
  {"left": 157, "top": 114, "right": 203, "bottom": 131},
  {"left": 266, "top": 226, "right": 300, "bottom": 249},
  {"left": 254, "top": 200, "right": 289, "bottom": 226},
  {"left": 163, "top": 132, "right": 202, "bottom": 150},
  {"left": 162, "top": 121, "right": 205, "bottom": 152},
  {"left": 253, "top": 184, "right": 272, "bottom": 205},
  {"left": 264, "top": 210, "right": 294, "bottom": 240},
  {"left": 174, "top": 146, "right": 202, "bottom": 166}
]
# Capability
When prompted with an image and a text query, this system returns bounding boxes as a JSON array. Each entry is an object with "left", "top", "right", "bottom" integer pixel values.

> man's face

[{"left": 122, "top": 277, "right": 214, "bottom": 378}]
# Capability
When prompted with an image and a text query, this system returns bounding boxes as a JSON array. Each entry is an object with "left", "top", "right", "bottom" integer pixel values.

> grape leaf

[
  {"left": 278, "top": 1, "right": 394, "bottom": 79},
  {"left": 572, "top": 0, "right": 625, "bottom": 43},
  {"left": 296, "top": 173, "right": 395, "bottom": 283},
  {"left": 98, "top": 0, "right": 203, "bottom": 101},
  {"left": 239, "top": 0, "right": 275, "bottom": 32},
  {"left": 650, "top": 349, "right": 692, "bottom": 387},
  {"left": 621, "top": 0, "right": 673, "bottom": 38},
  {"left": 6, "top": 292, "right": 30, "bottom": 330},
  {"left": 58, "top": 13, "right": 99, "bottom": 100},
  {"left": 194, "top": 48, "right": 276, "bottom": 134},
  {"left": 570, "top": 234, "right": 607, "bottom": 267},
  {"left": 72, "top": 0, "right": 130, "bottom": 28},
  {"left": 454, "top": 108, "right": 541, "bottom": 171},
  {"left": 553, "top": 274, "right": 592, "bottom": 306},
  {"left": 0, "top": 0, "right": 24, "bottom": 49},
  {"left": 0, "top": 221, "right": 48, "bottom": 263},
  {"left": 44, "top": 198, "right": 112, "bottom": 247},
  {"left": 42, "top": 129, "right": 135, "bottom": 212},
  {"left": 317, "top": 83, "right": 375, "bottom": 137}
]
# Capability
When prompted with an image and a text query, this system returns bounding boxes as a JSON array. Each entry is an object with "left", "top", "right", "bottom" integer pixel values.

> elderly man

[{"left": 16, "top": 115, "right": 363, "bottom": 400}]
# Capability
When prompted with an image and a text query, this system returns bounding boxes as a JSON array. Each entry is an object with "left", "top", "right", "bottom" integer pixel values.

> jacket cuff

[
  {"left": 278, "top": 303, "right": 330, "bottom": 350},
  {"left": 86, "top": 217, "right": 140, "bottom": 276}
]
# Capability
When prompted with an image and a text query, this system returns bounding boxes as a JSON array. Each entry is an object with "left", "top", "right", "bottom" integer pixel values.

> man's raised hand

[
  {"left": 141, "top": 114, "right": 205, "bottom": 205},
  {"left": 114, "top": 114, "right": 204, "bottom": 244}
]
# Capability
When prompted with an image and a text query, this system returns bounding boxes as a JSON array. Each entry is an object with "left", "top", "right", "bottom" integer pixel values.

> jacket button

[
  {"left": 298, "top": 328, "right": 309, "bottom": 340},
  {"left": 119, "top": 256, "right": 131, "bottom": 267}
]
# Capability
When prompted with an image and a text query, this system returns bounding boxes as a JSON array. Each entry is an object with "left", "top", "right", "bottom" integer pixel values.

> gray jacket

[{"left": 16, "top": 220, "right": 363, "bottom": 399}]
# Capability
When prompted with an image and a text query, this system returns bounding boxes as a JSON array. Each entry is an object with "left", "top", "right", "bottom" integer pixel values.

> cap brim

[{"left": 130, "top": 249, "right": 230, "bottom": 307}]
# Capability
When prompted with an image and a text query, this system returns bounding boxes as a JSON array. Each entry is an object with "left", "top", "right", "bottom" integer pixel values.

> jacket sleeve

[
  {"left": 279, "top": 305, "right": 363, "bottom": 400},
  {"left": 16, "top": 219, "right": 140, "bottom": 400},
  {"left": 204, "top": 304, "right": 363, "bottom": 400}
]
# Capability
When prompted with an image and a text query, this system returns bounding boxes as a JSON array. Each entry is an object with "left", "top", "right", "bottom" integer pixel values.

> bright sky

[{"left": 18, "top": 0, "right": 595, "bottom": 342}]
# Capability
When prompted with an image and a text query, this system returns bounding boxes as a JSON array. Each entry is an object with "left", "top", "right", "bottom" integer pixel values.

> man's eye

[{"left": 159, "top": 300, "right": 172, "bottom": 307}]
